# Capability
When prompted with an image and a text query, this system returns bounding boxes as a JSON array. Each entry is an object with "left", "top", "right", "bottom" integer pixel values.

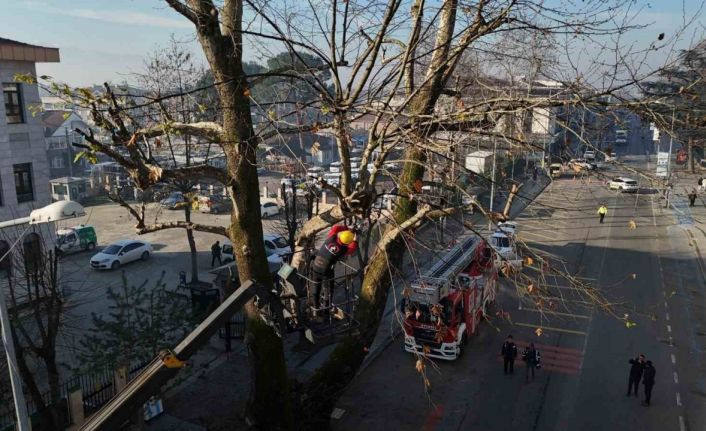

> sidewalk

[{"left": 142, "top": 174, "right": 551, "bottom": 430}]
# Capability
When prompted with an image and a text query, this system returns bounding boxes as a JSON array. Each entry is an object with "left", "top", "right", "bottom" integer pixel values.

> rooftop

[{"left": 0, "top": 37, "right": 59, "bottom": 63}]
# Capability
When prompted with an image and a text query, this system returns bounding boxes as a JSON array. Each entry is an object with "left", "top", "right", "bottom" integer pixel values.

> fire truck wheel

[{"left": 461, "top": 333, "right": 468, "bottom": 346}]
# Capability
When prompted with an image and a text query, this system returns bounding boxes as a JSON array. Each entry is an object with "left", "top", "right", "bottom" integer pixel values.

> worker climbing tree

[{"left": 311, "top": 225, "right": 358, "bottom": 317}]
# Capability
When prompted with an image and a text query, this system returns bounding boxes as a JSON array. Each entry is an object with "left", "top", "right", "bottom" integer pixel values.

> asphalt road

[{"left": 332, "top": 163, "right": 706, "bottom": 431}]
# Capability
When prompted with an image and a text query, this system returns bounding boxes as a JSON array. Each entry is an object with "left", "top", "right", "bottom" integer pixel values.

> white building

[{"left": 0, "top": 37, "right": 60, "bottom": 267}]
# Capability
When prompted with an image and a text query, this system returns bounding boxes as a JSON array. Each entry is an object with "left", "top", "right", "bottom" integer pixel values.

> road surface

[{"left": 332, "top": 162, "right": 706, "bottom": 431}]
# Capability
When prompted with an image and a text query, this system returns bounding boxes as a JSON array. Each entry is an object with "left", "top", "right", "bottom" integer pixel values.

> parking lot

[{"left": 56, "top": 176, "right": 292, "bottom": 363}]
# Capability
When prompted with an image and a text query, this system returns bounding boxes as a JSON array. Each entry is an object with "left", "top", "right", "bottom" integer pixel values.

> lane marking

[
  {"left": 674, "top": 371, "right": 679, "bottom": 384},
  {"left": 522, "top": 308, "right": 591, "bottom": 319},
  {"left": 664, "top": 301, "right": 669, "bottom": 308},
  {"left": 667, "top": 325, "right": 672, "bottom": 333},
  {"left": 666, "top": 313, "right": 670, "bottom": 321},
  {"left": 671, "top": 354, "right": 676, "bottom": 364},
  {"left": 513, "top": 322, "right": 587, "bottom": 336},
  {"left": 676, "top": 392, "right": 682, "bottom": 407},
  {"left": 679, "top": 416, "right": 686, "bottom": 431}
]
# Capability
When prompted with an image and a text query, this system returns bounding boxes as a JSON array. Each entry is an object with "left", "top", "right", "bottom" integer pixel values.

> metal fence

[{"left": 0, "top": 359, "right": 150, "bottom": 430}]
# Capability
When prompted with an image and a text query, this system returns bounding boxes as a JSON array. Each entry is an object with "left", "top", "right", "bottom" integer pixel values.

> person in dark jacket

[
  {"left": 211, "top": 241, "right": 222, "bottom": 267},
  {"left": 627, "top": 354, "right": 645, "bottom": 397},
  {"left": 642, "top": 361, "right": 656, "bottom": 406},
  {"left": 522, "top": 343, "right": 541, "bottom": 382},
  {"left": 501, "top": 335, "right": 518, "bottom": 375},
  {"left": 689, "top": 189, "right": 698, "bottom": 207},
  {"left": 311, "top": 225, "right": 358, "bottom": 312}
]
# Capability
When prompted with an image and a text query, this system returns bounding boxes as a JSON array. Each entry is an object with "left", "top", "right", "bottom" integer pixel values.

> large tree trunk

[
  {"left": 184, "top": 205, "right": 199, "bottom": 283},
  {"left": 185, "top": 2, "right": 293, "bottom": 427}
]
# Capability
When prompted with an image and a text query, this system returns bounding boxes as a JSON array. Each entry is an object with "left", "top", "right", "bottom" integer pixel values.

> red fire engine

[{"left": 402, "top": 236, "right": 497, "bottom": 360}]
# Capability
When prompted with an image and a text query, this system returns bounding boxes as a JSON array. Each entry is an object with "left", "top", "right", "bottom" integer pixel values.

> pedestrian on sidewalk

[
  {"left": 501, "top": 335, "right": 518, "bottom": 375},
  {"left": 642, "top": 360, "right": 656, "bottom": 406},
  {"left": 689, "top": 189, "right": 698, "bottom": 207},
  {"left": 698, "top": 177, "right": 704, "bottom": 192},
  {"left": 597, "top": 204, "right": 608, "bottom": 224},
  {"left": 533, "top": 166, "right": 538, "bottom": 181},
  {"left": 522, "top": 343, "right": 541, "bottom": 382},
  {"left": 211, "top": 240, "right": 222, "bottom": 267},
  {"left": 627, "top": 354, "right": 645, "bottom": 397}
]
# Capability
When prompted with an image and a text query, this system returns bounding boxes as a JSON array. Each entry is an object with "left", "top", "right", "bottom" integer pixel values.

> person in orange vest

[{"left": 311, "top": 225, "right": 358, "bottom": 313}]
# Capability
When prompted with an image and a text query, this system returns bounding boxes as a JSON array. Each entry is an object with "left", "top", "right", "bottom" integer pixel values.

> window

[
  {"left": 53, "top": 184, "right": 68, "bottom": 195},
  {"left": 0, "top": 240, "right": 10, "bottom": 273},
  {"left": 22, "top": 233, "right": 41, "bottom": 272},
  {"left": 3, "top": 83, "right": 23, "bottom": 124},
  {"left": 13, "top": 163, "right": 34, "bottom": 203},
  {"left": 51, "top": 155, "right": 66, "bottom": 169}
]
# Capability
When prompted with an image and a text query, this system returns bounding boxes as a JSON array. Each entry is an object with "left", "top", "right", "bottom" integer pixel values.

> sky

[{"left": 2, "top": 0, "right": 705, "bottom": 87}]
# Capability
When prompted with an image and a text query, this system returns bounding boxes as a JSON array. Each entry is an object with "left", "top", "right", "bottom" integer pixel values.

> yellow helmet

[{"left": 337, "top": 230, "right": 355, "bottom": 245}]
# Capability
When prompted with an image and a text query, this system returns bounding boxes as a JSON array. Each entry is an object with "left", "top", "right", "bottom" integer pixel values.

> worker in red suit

[{"left": 311, "top": 225, "right": 358, "bottom": 313}]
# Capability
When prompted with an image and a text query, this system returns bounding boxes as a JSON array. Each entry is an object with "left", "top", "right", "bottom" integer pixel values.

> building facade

[
  {"left": 0, "top": 37, "right": 59, "bottom": 222},
  {"left": 41, "top": 110, "right": 89, "bottom": 179}
]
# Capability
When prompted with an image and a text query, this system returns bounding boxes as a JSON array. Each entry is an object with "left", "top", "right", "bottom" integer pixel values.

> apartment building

[{"left": 0, "top": 37, "right": 59, "bottom": 221}]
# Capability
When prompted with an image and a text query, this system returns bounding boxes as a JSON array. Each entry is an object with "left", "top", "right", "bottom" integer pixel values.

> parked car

[
  {"left": 280, "top": 177, "right": 304, "bottom": 194},
  {"left": 569, "top": 159, "right": 596, "bottom": 171},
  {"left": 90, "top": 239, "right": 153, "bottom": 270},
  {"left": 160, "top": 191, "right": 186, "bottom": 210},
  {"left": 198, "top": 195, "right": 232, "bottom": 214},
  {"left": 549, "top": 163, "right": 563, "bottom": 178},
  {"left": 583, "top": 150, "right": 596, "bottom": 161},
  {"left": 261, "top": 201, "right": 280, "bottom": 218},
  {"left": 608, "top": 177, "right": 638, "bottom": 193},
  {"left": 264, "top": 234, "right": 291, "bottom": 258},
  {"left": 221, "top": 240, "right": 283, "bottom": 272},
  {"left": 56, "top": 225, "right": 97, "bottom": 255}
]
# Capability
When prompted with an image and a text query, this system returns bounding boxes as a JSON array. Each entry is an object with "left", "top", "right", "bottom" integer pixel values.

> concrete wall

[{"left": 0, "top": 60, "right": 52, "bottom": 221}]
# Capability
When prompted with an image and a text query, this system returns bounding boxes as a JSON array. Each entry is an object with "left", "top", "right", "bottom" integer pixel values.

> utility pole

[
  {"left": 65, "top": 127, "right": 74, "bottom": 177},
  {"left": 667, "top": 106, "right": 676, "bottom": 180},
  {"left": 488, "top": 138, "right": 498, "bottom": 230}
]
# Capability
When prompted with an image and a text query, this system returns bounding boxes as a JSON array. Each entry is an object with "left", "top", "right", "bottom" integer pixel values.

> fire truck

[{"left": 402, "top": 236, "right": 497, "bottom": 360}]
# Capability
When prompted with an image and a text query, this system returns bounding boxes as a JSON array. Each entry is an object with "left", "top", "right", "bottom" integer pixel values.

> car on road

[
  {"left": 569, "top": 159, "right": 597, "bottom": 171},
  {"left": 261, "top": 201, "right": 280, "bottom": 218},
  {"left": 609, "top": 177, "right": 638, "bottom": 193},
  {"left": 90, "top": 239, "right": 153, "bottom": 270},
  {"left": 160, "top": 191, "right": 186, "bottom": 210},
  {"left": 198, "top": 194, "right": 232, "bottom": 214},
  {"left": 583, "top": 150, "right": 596, "bottom": 161}
]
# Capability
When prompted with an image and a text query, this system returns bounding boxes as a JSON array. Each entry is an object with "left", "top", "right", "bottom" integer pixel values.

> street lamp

[{"left": 0, "top": 200, "right": 85, "bottom": 431}]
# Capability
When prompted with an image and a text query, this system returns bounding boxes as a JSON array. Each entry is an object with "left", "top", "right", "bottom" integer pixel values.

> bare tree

[{"left": 0, "top": 227, "right": 66, "bottom": 430}]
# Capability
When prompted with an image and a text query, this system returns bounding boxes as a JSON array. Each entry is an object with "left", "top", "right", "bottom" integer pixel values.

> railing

[{"left": 0, "top": 359, "right": 151, "bottom": 430}]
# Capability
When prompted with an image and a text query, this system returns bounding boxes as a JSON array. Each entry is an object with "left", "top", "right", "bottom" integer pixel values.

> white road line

[
  {"left": 674, "top": 371, "right": 679, "bottom": 384},
  {"left": 672, "top": 354, "right": 677, "bottom": 364},
  {"left": 679, "top": 416, "right": 686, "bottom": 431},
  {"left": 665, "top": 301, "right": 669, "bottom": 308},
  {"left": 667, "top": 325, "right": 672, "bottom": 333},
  {"left": 666, "top": 313, "right": 670, "bottom": 321},
  {"left": 676, "top": 392, "right": 682, "bottom": 407}
]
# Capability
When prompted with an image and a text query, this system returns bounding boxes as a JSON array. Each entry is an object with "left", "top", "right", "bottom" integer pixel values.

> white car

[
  {"left": 90, "top": 239, "right": 153, "bottom": 270},
  {"left": 583, "top": 150, "right": 596, "bottom": 161},
  {"left": 221, "top": 240, "right": 283, "bottom": 272},
  {"left": 609, "top": 177, "right": 638, "bottom": 193},
  {"left": 264, "top": 234, "right": 291, "bottom": 258},
  {"left": 261, "top": 201, "right": 280, "bottom": 218}
]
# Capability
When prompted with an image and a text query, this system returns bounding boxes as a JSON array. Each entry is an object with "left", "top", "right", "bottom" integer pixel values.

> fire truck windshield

[{"left": 404, "top": 297, "right": 453, "bottom": 325}]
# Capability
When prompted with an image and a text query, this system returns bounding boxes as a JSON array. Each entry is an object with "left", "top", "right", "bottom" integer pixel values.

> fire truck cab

[{"left": 402, "top": 236, "right": 497, "bottom": 360}]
